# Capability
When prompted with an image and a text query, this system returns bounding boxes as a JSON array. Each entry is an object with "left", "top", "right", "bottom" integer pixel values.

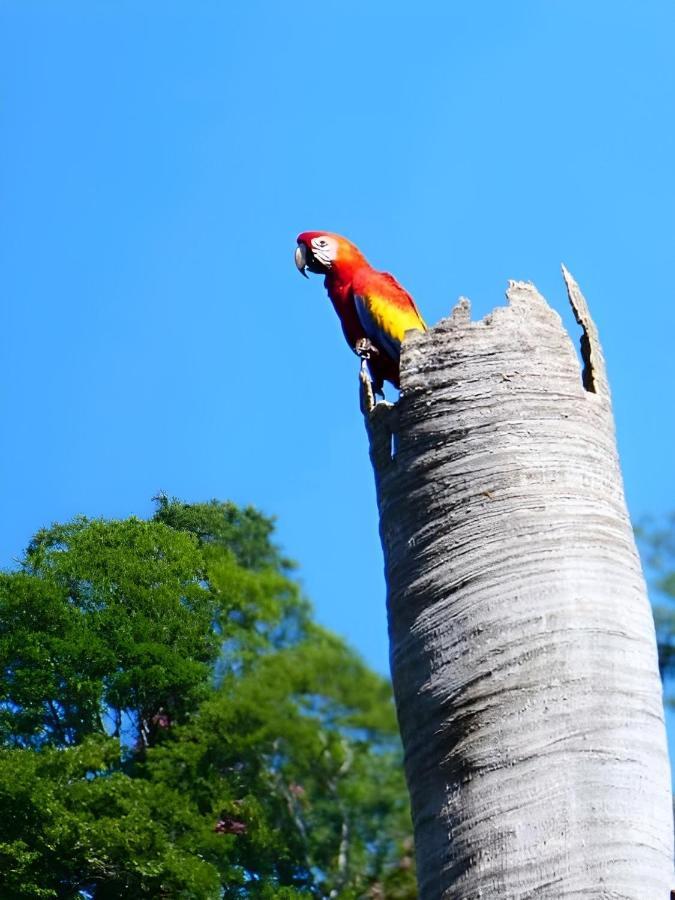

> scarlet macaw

[{"left": 294, "top": 231, "right": 426, "bottom": 396}]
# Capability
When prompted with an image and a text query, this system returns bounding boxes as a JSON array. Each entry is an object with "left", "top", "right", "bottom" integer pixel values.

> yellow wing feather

[{"left": 353, "top": 270, "right": 426, "bottom": 357}]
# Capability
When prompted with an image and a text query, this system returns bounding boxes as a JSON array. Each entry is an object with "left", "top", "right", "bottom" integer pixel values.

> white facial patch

[{"left": 311, "top": 235, "right": 338, "bottom": 268}]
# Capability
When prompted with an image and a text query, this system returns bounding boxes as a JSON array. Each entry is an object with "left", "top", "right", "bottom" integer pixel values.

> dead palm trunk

[{"left": 364, "top": 270, "right": 673, "bottom": 899}]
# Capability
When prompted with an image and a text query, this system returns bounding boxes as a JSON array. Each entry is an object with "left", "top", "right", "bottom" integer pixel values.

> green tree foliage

[
  {"left": 0, "top": 498, "right": 415, "bottom": 898},
  {"left": 637, "top": 513, "right": 675, "bottom": 690}
]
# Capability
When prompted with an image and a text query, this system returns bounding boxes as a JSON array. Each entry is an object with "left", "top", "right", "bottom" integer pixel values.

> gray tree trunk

[{"left": 364, "top": 270, "right": 673, "bottom": 899}]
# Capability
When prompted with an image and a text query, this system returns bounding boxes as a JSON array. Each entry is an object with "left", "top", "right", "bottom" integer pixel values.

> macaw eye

[{"left": 317, "top": 239, "right": 327, "bottom": 247}]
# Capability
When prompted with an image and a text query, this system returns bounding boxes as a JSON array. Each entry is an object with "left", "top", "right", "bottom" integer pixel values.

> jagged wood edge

[{"left": 363, "top": 269, "right": 609, "bottom": 473}]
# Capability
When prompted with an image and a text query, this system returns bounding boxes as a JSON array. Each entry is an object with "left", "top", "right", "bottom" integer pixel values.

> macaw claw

[{"left": 355, "top": 338, "right": 380, "bottom": 360}]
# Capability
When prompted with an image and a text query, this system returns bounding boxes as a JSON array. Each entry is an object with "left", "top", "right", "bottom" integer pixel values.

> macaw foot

[{"left": 355, "top": 338, "right": 380, "bottom": 360}]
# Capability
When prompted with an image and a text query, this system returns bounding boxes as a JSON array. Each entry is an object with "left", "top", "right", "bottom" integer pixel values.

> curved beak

[{"left": 294, "top": 243, "right": 309, "bottom": 278}]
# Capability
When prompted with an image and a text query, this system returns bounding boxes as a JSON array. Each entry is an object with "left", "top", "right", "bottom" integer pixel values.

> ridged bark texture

[{"left": 365, "top": 271, "right": 673, "bottom": 899}]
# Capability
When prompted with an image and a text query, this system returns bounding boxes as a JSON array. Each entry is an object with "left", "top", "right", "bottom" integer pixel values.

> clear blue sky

[{"left": 2, "top": 0, "right": 674, "bottom": 740}]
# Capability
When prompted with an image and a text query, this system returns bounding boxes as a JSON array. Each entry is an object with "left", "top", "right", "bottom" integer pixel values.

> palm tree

[{"left": 364, "top": 270, "right": 673, "bottom": 898}]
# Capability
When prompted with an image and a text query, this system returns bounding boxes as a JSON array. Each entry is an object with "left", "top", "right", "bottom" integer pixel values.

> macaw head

[{"left": 295, "top": 231, "right": 367, "bottom": 281}]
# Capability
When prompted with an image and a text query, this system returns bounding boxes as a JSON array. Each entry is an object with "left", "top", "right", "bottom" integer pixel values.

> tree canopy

[{"left": 0, "top": 498, "right": 415, "bottom": 898}]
